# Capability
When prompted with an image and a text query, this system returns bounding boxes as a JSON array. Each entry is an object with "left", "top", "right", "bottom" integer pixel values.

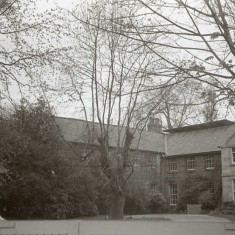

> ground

[
  {"left": 1, "top": 214, "right": 234, "bottom": 235},
  {"left": 79, "top": 214, "right": 235, "bottom": 235},
  {"left": 209, "top": 213, "right": 235, "bottom": 222}
]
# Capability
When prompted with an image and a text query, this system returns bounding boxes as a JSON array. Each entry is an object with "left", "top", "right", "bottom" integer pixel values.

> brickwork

[
  {"left": 57, "top": 117, "right": 235, "bottom": 207},
  {"left": 66, "top": 142, "right": 162, "bottom": 194},
  {"left": 161, "top": 153, "right": 221, "bottom": 205},
  {"left": 129, "top": 150, "right": 161, "bottom": 192}
]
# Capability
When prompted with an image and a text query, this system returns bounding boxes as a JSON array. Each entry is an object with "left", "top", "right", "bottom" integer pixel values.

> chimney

[{"left": 147, "top": 117, "right": 162, "bottom": 133}]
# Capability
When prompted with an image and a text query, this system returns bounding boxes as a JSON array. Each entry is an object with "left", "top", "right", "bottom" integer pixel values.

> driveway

[{"left": 79, "top": 214, "right": 234, "bottom": 235}]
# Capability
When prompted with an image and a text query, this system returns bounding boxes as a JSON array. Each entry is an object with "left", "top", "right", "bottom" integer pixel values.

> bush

[
  {"left": 124, "top": 187, "right": 150, "bottom": 215},
  {"left": 212, "top": 201, "right": 235, "bottom": 215},
  {"left": 95, "top": 177, "right": 111, "bottom": 215},
  {"left": 199, "top": 190, "right": 215, "bottom": 210},
  {"left": 124, "top": 183, "right": 150, "bottom": 215},
  {"left": 148, "top": 193, "right": 168, "bottom": 213},
  {"left": 178, "top": 175, "right": 221, "bottom": 212},
  {"left": 124, "top": 183, "right": 169, "bottom": 215}
]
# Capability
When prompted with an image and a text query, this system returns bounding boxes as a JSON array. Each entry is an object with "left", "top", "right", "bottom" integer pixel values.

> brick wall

[
  {"left": 66, "top": 142, "right": 162, "bottom": 194},
  {"left": 129, "top": 150, "right": 161, "bottom": 192},
  {"left": 161, "top": 153, "right": 221, "bottom": 206}
]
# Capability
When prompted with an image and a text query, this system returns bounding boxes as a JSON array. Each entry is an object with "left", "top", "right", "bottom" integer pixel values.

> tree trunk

[{"left": 109, "top": 193, "right": 125, "bottom": 219}]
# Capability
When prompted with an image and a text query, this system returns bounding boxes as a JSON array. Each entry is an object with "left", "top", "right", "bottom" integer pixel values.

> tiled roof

[
  {"left": 166, "top": 124, "right": 235, "bottom": 156},
  {"left": 164, "top": 119, "right": 234, "bottom": 133},
  {"left": 55, "top": 117, "right": 165, "bottom": 153}
]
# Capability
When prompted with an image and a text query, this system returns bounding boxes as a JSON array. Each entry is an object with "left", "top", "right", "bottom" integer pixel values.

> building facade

[
  {"left": 221, "top": 132, "right": 235, "bottom": 202},
  {"left": 56, "top": 117, "right": 235, "bottom": 206}
]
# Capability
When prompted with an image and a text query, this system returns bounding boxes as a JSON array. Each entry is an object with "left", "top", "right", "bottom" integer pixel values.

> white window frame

[
  {"left": 169, "top": 159, "right": 177, "bottom": 171},
  {"left": 169, "top": 184, "right": 177, "bottom": 205},
  {"left": 233, "top": 179, "right": 235, "bottom": 201},
  {"left": 187, "top": 156, "right": 195, "bottom": 170},
  {"left": 232, "top": 148, "right": 235, "bottom": 164},
  {"left": 205, "top": 156, "right": 214, "bottom": 169}
]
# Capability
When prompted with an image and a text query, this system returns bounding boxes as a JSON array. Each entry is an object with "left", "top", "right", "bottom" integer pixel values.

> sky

[{"left": 2, "top": 0, "right": 235, "bottom": 123}]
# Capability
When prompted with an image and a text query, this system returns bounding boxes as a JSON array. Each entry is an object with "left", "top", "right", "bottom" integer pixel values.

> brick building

[
  {"left": 163, "top": 120, "right": 235, "bottom": 206},
  {"left": 56, "top": 117, "right": 235, "bottom": 206},
  {"left": 55, "top": 117, "right": 165, "bottom": 193}
]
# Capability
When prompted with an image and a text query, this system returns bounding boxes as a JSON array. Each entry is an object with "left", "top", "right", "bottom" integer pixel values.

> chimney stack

[{"left": 147, "top": 117, "right": 162, "bottom": 133}]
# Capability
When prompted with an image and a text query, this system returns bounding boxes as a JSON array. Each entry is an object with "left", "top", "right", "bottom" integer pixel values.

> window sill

[
  {"left": 187, "top": 169, "right": 196, "bottom": 171},
  {"left": 206, "top": 167, "right": 215, "bottom": 170},
  {"left": 169, "top": 170, "right": 178, "bottom": 173}
]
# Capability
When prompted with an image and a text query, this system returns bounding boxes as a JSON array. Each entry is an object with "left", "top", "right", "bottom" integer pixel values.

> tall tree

[
  {"left": 73, "top": 0, "right": 235, "bottom": 119},
  {"left": 56, "top": 0, "right": 173, "bottom": 219},
  {"left": 131, "top": 0, "right": 235, "bottom": 113}
]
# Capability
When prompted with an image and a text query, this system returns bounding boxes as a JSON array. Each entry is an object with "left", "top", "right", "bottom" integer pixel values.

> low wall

[
  {"left": 0, "top": 220, "right": 79, "bottom": 235},
  {"left": 0, "top": 219, "right": 234, "bottom": 235}
]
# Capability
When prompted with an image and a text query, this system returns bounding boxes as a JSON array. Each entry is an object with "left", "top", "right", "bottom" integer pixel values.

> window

[
  {"left": 232, "top": 148, "right": 235, "bottom": 164},
  {"left": 169, "top": 184, "right": 177, "bottom": 205},
  {"left": 206, "top": 156, "right": 214, "bottom": 169},
  {"left": 233, "top": 179, "right": 235, "bottom": 200},
  {"left": 169, "top": 159, "right": 177, "bottom": 171},
  {"left": 187, "top": 156, "right": 195, "bottom": 170}
]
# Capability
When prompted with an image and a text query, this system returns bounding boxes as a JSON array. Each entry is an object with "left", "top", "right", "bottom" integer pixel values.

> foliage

[
  {"left": 0, "top": 99, "right": 97, "bottom": 219},
  {"left": 212, "top": 201, "right": 235, "bottom": 215},
  {"left": 95, "top": 177, "right": 111, "bottom": 215},
  {"left": 124, "top": 183, "right": 168, "bottom": 215},
  {"left": 124, "top": 183, "right": 150, "bottom": 215},
  {"left": 148, "top": 193, "right": 168, "bottom": 213},
  {"left": 199, "top": 190, "right": 216, "bottom": 210},
  {"left": 178, "top": 175, "right": 218, "bottom": 211}
]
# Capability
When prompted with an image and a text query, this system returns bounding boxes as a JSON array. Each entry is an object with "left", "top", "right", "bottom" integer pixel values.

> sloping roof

[
  {"left": 166, "top": 124, "right": 235, "bottom": 156},
  {"left": 164, "top": 119, "right": 234, "bottom": 133},
  {"left": 55, "top": 117, "right": 165, "bottom": 153}
]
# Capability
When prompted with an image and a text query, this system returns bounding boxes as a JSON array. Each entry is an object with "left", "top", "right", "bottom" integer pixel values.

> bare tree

[
  {"left": 69, "top": 0, "right": 235, "bottom": 120},
  {"left": 144, "top": 79, "right": 204, "bottom": 128},
  {"left": 56, "top": 0, "right": 173, "bottom": 219},
  {"left": 0, "top": 0, "right": 67, "bottom": 104},
  {"left": 130, "top": 0, "right": 235, "bottom": 112}
]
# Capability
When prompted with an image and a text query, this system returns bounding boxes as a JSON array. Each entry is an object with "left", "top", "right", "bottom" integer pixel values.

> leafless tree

[
  {"left": 0, "top": 0, "right": 67, "bottom": 105},
  {"left": 129, "top": 0, "right": 235, "bottom": 113},
  {"left": 55, "top": 0, "right": 178, "bottom": 219},
  {"left": 69, "top": 0, "right": 235, "bottom": 121}
]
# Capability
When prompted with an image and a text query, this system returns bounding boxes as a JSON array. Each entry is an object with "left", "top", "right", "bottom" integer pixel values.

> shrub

[
  {"left": 148, "top": 193, "right": 168, "bottom": 213},
  {"left": 124, "top": 183, "right": 150, "bottom": 215},
  {"left": 199, "top": 190, "right": 215, "bottom": 210},
  {"left": 212, "top": 201, "right": 235, "bottom": 215}
]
